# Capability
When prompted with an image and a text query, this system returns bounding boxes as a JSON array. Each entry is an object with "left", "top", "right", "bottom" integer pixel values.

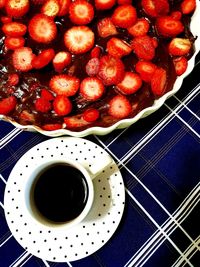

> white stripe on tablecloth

[
  {"left": 9, "top": 251, "right": 31, "bottom": 267},
  {"left": 0, "top": 173, "right": 7, "bottom": 184},
  {"left": 125, "top": 190, "right": 194, "bottom": 267},
  {"left": 172, "top": 235, "right": 200, "bottom": 267},
  {"left": 95, "top": 137, "right": 199, "bottom": 267},
  {"left": 0, "top": 128, "right": 22, "bottom": 150},
  {"left": 173, "top": 95, "right": 200, "bottom": 121},
  {"left": 124, "top": 183, "right": 200, "bottom": 267},
  {"left": 121, "top": 83, "right": 200, "bottom": 165},
  {"left": 165, "top": 103, "right": 200, "bottom": 138}
]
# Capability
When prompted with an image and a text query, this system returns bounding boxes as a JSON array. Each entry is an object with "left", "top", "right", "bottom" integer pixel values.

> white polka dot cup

[{"left": 25, "top": 156, "right": 112, "bottom": 230}]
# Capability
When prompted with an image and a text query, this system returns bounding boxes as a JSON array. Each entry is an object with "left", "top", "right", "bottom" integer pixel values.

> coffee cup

[{"left": 24, "top": 156, "right": 112, "bottom": 230}]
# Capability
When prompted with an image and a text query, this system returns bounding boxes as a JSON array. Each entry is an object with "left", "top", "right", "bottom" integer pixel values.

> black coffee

[{"left": 32, "top": 163, "right": 89, "bottom": 223}]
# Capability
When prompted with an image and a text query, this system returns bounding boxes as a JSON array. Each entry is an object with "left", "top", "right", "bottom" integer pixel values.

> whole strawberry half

[
  {"left": 53, "top": 51, "right": 72, "bottom": 73},
  {"left": 97, "top": 17, "right": 117, "bottom": 38},
  {"left": 155, "top": 16, "right": 184, "bottom": 37},
  {"left": 64, "top": 26, "right": 94, "bottom": 54},
  {"left": 173, "top": 57, "right": 188, "bottom": 76},
  {"left": 32, "top": 48, "right": 55, "bottom": 69},
  {"left": 151, "top": 67, "right": 167, "bottom": 96},
  {"left": 28, "top": 14, "right": 57, "bottom": 43},
  {"left": 5, "top": 37, "right": 25, "bottom": 50},
  {"left": 131, "top": 35, "right": 155, "bottom": 61},
  {"left": 135, "top": 60, "right": 157, "bottom": 82},
  {"left": 53, "top": 95, "right": 72, "bottom": 116},
  {"left": 107, "top": 37, "right": 132, "bottom": 58},
  {"left": 98, "top": 55, "right": 125, "bottom": 86},
  {"left": 168, "top": 38, "right": 192, "bottom": 56},
  {"left": 57, "top": 0, "right": 71, "bottom": 16},
  {"left": 141, "top": 0, "right": 170, "bottom": 17},
  {"left": 108, "top": 95, "right": 132, "bottom": 119},
  {"left": 35, "top": 97, "right": 52, "bottom": 113},
  {"left": 0, "top": 96, "right": 17, "bottom": 115},
  {"left": 2, "top": 22, "right": 27, "bottom": 37}
]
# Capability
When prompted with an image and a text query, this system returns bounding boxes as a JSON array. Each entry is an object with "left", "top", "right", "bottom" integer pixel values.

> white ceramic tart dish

[{"left": 0, "top": 1, "right": 200, "bottom": 137}]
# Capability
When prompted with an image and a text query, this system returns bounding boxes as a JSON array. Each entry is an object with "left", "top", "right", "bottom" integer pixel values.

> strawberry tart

[{"left": 0, "top": 0, "right": 198, "bottom": 133}]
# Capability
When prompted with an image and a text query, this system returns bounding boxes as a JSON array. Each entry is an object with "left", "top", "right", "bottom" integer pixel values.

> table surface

[{"left": 1, "top": 54, "right": 200, "bottom": 267}]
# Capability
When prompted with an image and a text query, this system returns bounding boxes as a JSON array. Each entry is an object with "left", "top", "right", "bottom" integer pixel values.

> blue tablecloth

[{"left": 1, "top": 53, "right": 200, "bottom": 266}]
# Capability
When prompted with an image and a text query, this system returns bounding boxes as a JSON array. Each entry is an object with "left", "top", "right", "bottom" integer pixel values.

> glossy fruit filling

[{"left": 0, "top": 0, "right": 197, "bottom": 132}]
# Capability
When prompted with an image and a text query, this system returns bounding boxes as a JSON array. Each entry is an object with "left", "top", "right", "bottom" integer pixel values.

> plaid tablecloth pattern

[{"left": 0, "top": 53, "right": 200, "bottom": 266}]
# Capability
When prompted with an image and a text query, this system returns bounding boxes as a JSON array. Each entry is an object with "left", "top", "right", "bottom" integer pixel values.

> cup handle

[{"left": 88, "top": 154, "right": 114, "bottom": 180}]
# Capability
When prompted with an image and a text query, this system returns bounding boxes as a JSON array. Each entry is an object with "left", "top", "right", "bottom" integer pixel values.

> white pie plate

[{"left": 1, "top": 2, "right": 200, "bottom": 137}]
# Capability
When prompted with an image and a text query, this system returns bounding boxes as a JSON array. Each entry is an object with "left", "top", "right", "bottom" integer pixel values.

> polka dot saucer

[{"left": 4, "top": 137, "right": 125, "bottom": 262}]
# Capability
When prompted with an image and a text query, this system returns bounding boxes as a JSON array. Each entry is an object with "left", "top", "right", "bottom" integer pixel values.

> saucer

[{"left": 4, "top": 137, "right": 125, "bottom": 262}]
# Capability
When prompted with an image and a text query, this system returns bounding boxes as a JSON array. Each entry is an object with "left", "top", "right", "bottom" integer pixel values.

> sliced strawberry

[
  {"left": 28, "top": 14, "right": 57, "bottom": 43},
  {"left": 112, "top": 5, "right": 137, "bottom": 28},
  {"left": 116, "top": 72, "right": 142, "bottom": 95},
  {"left": 155, "top": 16, "right": 184, "bottom": 37},
  {"left": 0, "top": 16, "right": 12, "bottom": 23},
  {"left": 42, "top": 123, "right": 63, "bottom": 130},
  {"left": 12, "top": 47, "right": 35, "bottom": 72},
  {"left": 41, "top": 89, "right": 55, "bottom": 101},
  {"left": 7, "top": 73, "right": 20, "bottom": 86},
  {"left": 32, "top": 48, "right": 55, "bottom": 69},
  {"left": 19, "top": 110, "right": 35, "bottom": 122},
  {"left": 170, "top": 11, "right": 182, "bottom": 20},
  {"left": 173, "top": 56, "right": 188, "bottom": 76},
  {"left": 69, "top": 0, "right": 94, "bottom": 25},
  {"left": 90, "top": 46, "right": 101, "bottom": 58},
  {"left": 108, "top": 95, "right": 132, "bottom": 119},
  {"left": 5, "top": 0, "right": 29, "bottom": 18},
  {"left": 107, "top": 37, "right": 132, "bottom": 58},
  {"left": 57, "top": 0, "right": 71, "bottom": 16},
  {"left": 80, "top": 77, "right": 105, "bottom": 101},
  {"left": 0, "top": 0, "right": 6, "bottom": 8},
  {"left": 85, "top": 58, "right": 100, "bottom": 76},
  {"left": 82, "top": 108, "right": 100, "bottom": 122},
  {"left": 135, "top": 60, "right": 157, "bottom": 82},
  {"left": 150, "top": 67, "right": 167, "bottom": 96},
  {"left": 128, "top": 18, "right": 150, "bottom": 37},
  {"left": 64, "top": 114, "right": 90, "bottom": 129},
  {"left": 97, "top": 18, "right": 117, "bottom": 38},
  {"left": 131, "top": 35, "right": 155, "bottom": 61},
  {"left": 2, "top": 22, "right": 27, "bottom": 37},
  {"left": 0, "top": 96, "right": 17, "bottom": 115},
  {"left": 98, "top": 55, "right": 125, "bottom": 86},
  {"left": 35, "top": 97, "right": 52, "bottom": 112},
  {"left": 141, "top": 0, "right": 170, "bottom": 17},
  {"left": 64, "top": 26, "right": 94, "bottom": 54},
  {"left": 95, "top": 0, "right": 116, "bottom": 10},
  {"left": 181, "top": 0, "right": 196, "bottom": 14},
  {"left": 49, "top": 74, "right": 80, "bottom": 96},
  {"left": 168, "top": 38, "right": 192, "bottom": 56},
  {"left": 4, "top": 37, "right": 25, "bottom": 50},
  {"left": 41, "top": 0, "right": 60, "bottom": 17},
  {"left": 53, "top": 51, "right": 72, "bottom": 73},
  {"left": 53, "top": 95, "right": 72, "bottom": 116}
]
